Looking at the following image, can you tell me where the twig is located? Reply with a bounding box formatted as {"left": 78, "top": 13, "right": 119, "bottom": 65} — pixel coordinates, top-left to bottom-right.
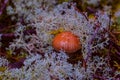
{"left": 108, "top": 30, "right": 118, "bottom": 43}
{"left": 108, "top": 40, "right": 120, "bottom": 54}
{"left": 0, "top": 25, "right": 16, "bottom": 33}
{"left": 74, "top": 5, "right": 89, "bottom": 21}
{"left": 0, "top": 29, "right": 36, "bottom": 42}
{"left": 112, "top": 31, "right": 120, "bottom": 35}
{"left": 87, "top": 7, "right": 96, "bottom": 14}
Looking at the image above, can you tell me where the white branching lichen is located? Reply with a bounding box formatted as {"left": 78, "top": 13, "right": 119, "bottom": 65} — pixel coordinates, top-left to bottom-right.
{"left": 0, "top": 1, "right": 118, "bottom": 80}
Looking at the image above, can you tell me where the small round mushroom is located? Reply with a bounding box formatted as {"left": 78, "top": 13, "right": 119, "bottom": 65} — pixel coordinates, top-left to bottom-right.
{"left": 52, "top": 31, "right": 81, "bottom": 54}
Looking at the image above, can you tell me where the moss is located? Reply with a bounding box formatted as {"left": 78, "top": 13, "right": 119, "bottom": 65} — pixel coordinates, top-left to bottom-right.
{"left": 49, "top": 27, "right": 65, "bottom": 35}
{"left": 58, "top": 0, "right": 70, "bottom": 4}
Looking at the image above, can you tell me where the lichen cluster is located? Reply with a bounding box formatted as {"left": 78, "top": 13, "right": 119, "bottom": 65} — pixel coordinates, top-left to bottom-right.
{"left": 0, "top": 0, "right": 120, "bottom": 80}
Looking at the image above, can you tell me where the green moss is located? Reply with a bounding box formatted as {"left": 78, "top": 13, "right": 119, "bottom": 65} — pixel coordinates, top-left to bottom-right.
{"left": 58, "top": 0, "right": 69, "bottom": 4}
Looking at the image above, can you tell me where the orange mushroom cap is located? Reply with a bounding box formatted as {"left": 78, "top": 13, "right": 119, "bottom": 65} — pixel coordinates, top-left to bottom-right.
{"left": 52, "top": 31, "right": 81, "bottom": 54}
